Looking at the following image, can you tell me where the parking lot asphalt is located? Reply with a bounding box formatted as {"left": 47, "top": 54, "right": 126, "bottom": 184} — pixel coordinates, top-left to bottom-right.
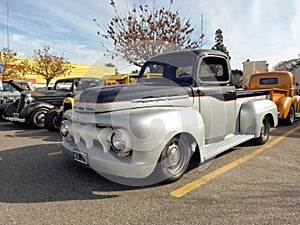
{"left": 0, "top": 120, "right": 299, "bottom": 225}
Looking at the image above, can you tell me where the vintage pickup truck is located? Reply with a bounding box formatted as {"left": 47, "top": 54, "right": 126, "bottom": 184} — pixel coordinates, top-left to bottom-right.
{"left": 248, "top": 71, "right": 300, "bottom": 125}
{"left": 60, "top": 49, "right": 278, "bottom": 185}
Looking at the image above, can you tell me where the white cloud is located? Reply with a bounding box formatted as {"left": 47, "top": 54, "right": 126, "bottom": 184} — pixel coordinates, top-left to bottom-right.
{"left": 0, "top": 0, "right": 299, "bottom": 71}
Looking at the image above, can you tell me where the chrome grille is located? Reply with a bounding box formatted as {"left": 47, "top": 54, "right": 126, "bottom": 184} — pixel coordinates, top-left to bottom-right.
{"left": 17, "top": 94, "right": 26, "bottom": 113}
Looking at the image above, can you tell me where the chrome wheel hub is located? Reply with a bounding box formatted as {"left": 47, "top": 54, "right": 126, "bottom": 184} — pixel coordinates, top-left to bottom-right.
{"left": 167, "top": 143, "right": 180, "bottom": 168}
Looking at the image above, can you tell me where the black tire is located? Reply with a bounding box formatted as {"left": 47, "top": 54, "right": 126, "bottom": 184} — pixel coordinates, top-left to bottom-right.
{"left": 285, "top": 106, "right": 295, "bottom": 125}
{"left": 29, "top": 108, "right": 49, "bottom": 128}
{"left": 158, "top": 135, "right": 192, "bottom": 183}
{"left": 45, "top": 108, "right": 62, "bottom": 132}
{"left": 255, "top": 116, "right": 271, "bottom": 145}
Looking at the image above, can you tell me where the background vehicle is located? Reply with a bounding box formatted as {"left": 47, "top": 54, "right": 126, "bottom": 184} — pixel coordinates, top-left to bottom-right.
{"left": 0, "top": 80, "right": 32, "bottom": 104}
{"left": 248, "top": 71, "right": 300, "bottom": 125}
{"left": 0, "top": 80, "right": 33, "bottom": 117}
{"left": 102, "top": 73, "right": 139, "bottom": 85}
{"left": 45, "top": 78, "right": 103, "bottom": 131}
{"left": 3, "top": 77, "right": 102, "bottom": 128}
{"left": 61, "top": 49, "right": 278, "bottom": 184}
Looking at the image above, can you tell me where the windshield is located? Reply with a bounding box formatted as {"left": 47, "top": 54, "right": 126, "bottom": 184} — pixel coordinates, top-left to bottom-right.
{"left": 55, "top": 81, "right": 74, "bottom": 91}
{"left": 138, "top": 52, "right": 196, "bottom": 85}
{"left": 76, "top": 80, "right": 102, "bottom": 91}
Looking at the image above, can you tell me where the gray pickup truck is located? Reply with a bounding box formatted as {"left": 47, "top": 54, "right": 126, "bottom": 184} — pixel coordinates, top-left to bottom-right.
{"left": 60, "top": 49, "right": 278, "bottom": 185}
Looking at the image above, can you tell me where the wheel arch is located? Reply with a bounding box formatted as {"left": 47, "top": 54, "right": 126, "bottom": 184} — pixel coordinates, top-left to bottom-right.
{"left": 162, "top": 131, "right": 203, "bottom": 165}
{"left": 240, "top": 99, "right": 278, "bottom": 137}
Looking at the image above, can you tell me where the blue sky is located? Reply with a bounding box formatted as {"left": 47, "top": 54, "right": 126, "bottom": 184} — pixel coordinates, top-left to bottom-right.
{"left": 0, "top": 0, "right": 299, "bottom": 71}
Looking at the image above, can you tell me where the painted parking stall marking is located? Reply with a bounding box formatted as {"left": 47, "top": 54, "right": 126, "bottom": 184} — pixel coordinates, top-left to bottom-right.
{"left": 47, "top": 151, "right": 63, "bottom": 156}
{"left": 170, "top": 124, "right": 300, "bottom": 198}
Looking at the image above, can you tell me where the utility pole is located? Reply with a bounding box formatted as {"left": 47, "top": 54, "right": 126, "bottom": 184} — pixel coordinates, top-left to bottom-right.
{"left": 6, "top": 1, "right": 10, "bottom": 49}
{"left": 200, "top": 13, "right": 205, "bottom": 48}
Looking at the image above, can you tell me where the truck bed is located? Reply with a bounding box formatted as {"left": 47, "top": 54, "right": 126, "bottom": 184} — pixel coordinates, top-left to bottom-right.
{"left": 236, "top": 89, "right": 271, "bottom": 98}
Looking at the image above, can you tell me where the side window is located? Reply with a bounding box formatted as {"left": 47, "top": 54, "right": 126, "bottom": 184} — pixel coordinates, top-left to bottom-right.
{"left": 198, "top": 57, "right": 229, "bottom": 82}
{"left": 143, "top": 64, "right": 164, "bottom": 78}
{"left": 175, "top": 66, "right": 193, "bottom": 78}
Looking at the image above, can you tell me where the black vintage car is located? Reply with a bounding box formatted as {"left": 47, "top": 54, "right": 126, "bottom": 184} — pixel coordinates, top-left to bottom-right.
{"left": 45, "top": 77, "right": 103, "bottom": 131}
{"left": 3, "top": 77, "right": 103, "bottom": 128}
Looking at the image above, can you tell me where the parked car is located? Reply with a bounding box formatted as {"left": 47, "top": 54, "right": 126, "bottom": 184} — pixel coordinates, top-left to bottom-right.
{"left": 0, "top": 80, "right": 32, "bottom": 104}
{"left": 45, "top": 78, "right": 103, "bottom": 131}
{"left": 3, "top": 77, "right": 102, "bottom": 128}
{"left": 0, "top": 80, "right": 33, "bottom": 117}
{"left": 60, "top": 49, "right": 278, "bottom": 184}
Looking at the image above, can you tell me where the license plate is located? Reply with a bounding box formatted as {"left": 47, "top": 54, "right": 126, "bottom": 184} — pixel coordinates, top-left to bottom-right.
{"left": 73, "top": 150, "right": 88, "bottom": 165}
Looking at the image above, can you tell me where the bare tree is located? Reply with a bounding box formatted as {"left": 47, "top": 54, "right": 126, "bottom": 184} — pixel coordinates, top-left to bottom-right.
{"left": 273, "top": 55, "right": 300, "bottom": 72}
{"left": 94, "top": 0, "right": 203, "bottom": 67}
{"left": 31, "top": 46, "right": 73, "bottom": 89}
{"left": 0, "top": 48, "right": 28, "bottom": 81}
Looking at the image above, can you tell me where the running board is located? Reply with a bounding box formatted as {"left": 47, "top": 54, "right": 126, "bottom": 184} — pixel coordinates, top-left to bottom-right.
{"left": 204, "top": 134, "right": 255, "bottom": 160}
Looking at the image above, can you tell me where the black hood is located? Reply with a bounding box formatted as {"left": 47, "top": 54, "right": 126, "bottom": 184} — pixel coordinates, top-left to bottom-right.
{"left": 77, "top": 79, "right": 194, "bottom": 104}
{"left": 28, "top": 90, "right": 72, "bottom": 98}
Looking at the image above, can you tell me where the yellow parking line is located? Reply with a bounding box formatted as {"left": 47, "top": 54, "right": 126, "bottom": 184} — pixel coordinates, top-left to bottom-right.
{"left": 47, "top": 151, "right": 63, "bottom": 156}
{"left": 170, "top": 124, "right": 300, "bottom": 198}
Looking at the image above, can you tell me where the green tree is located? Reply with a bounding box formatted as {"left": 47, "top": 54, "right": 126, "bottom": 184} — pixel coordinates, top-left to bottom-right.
{"left": 212, "top": 29, "right": 231, "bottom": 60}
{"left": 95, "top": 0, "right": 203, "bottom": 67}
{"left": 0, "top": 48, "right": 28, "bottom": 81}
{"left": 232, "top": 69, "right": 247, "bottom": 88}
{"left": 30, "top": 46, "right": 73, "bottom": 89}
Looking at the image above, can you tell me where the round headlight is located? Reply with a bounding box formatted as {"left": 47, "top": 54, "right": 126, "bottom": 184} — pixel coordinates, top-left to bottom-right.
{"left": 25, "top": 94, "right": 34, "bottom": 104}
{"left": 111, "top": 130, "right": 131, "bottom": 153}
{"left": 60, "top": 120, "right": 69, "bottom": 137}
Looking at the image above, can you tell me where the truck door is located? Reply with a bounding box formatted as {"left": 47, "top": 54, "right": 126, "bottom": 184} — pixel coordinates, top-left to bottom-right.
{"left": 196, "top": 56, "right": 236, "bottom": 143}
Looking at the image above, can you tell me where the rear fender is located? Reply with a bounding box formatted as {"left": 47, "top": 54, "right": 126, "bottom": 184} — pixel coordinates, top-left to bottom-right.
{"left": 293, "top": 96, "right": 300, "bottom": 113}
{"left": 63, "top": 97, "right": 74, "bottom": 112}
{"left": 240, "top": 100, "right": 278, "bottom": 137}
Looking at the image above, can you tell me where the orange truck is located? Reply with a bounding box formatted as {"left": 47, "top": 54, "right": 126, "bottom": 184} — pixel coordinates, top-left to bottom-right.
{"left": 249, "top": 71, "right": 300, "bottom": 124}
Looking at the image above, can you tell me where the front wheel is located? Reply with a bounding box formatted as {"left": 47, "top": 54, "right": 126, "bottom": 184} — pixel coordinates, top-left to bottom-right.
{"left": 285, "top": 106, "right": 295, "bottom": 125}
{"left": 158, "top": 135, "right": 192, "bottom": 183}
{"left": 45, "top": 108, "right": 62, "bottom": 132}
{"left": 29, "top": 108, "right": 49, "bottom": 128}
{"left": 255, "top": 116, "right": 271, "bottom": 145}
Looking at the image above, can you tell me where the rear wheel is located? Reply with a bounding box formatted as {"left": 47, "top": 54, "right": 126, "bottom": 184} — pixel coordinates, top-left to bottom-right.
{"left": 29, "top": 108, "right": 49, "bottom": 128}
{"left": 158, "top": 135, "right": 191, "bottom": 183}
{"left": 45, "top": 108, "right": 62, "bottom": 132}
{"left": 255, "top": 116, "right": 270, "bottom": 145}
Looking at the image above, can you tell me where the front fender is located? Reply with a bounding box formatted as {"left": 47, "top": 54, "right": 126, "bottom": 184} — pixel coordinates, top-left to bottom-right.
{"left": 20, "top": 102, "right": 55, "bottom": 118}
{"left": 3, "top": 101, "right": 18, "bottom": 117}
{"left": 277, "top": 97, "right": 293, "bottom": 119}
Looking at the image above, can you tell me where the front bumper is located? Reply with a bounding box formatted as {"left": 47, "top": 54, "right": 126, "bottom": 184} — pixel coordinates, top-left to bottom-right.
{"left": 62, "top": 138, "right": 161, "bottom": 179}
{"left": 4, "top": 113, "right": 26, "bottom": 123}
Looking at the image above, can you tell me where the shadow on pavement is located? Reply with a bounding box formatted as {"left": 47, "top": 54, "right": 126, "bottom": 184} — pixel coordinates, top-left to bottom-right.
{"left": 0, "top": 144, "right": 148, "bottom": 204}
